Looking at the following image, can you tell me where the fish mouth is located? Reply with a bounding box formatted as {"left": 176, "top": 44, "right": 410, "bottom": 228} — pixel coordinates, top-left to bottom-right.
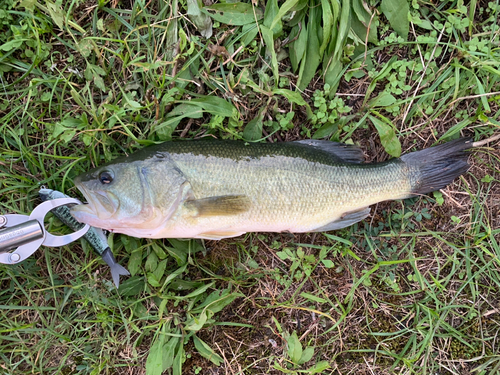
{"left": 70, "top": 184, "right": 118, "bottom": 226}
{"left": 70, "top": 184, "right": 99, "bottom": 224}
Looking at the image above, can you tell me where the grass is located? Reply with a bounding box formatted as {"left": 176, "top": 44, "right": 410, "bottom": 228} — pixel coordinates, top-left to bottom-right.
{"left": 0, "top": 0, "right": 499, "bottom": 374}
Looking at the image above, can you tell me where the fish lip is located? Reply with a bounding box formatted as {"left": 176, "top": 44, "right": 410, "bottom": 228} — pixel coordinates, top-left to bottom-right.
{"left": 75, "top": 184, "right": 94, "bottom": 207}
{"left": 70, "top": 202, "right": 96, "bottom": 216}
{"left": 71, "top": 184, "right": 98, "bottom": 217}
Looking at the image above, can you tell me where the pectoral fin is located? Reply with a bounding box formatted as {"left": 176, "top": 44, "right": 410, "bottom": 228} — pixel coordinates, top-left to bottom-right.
{"left": 312, "top": 207, "right": 371, "bottom": 232}
{"left": 184, "top": 195, "right": 251, "bottom": 217}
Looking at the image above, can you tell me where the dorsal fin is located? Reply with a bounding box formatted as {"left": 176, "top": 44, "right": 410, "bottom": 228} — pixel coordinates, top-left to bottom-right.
{"left": 184, "top": 195, "right": 251, "bottom": 217}
{"left": 293, "top": 140, "right": 365, "bottom": 164}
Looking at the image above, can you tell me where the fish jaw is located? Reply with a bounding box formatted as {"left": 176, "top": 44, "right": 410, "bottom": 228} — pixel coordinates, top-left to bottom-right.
{"left": 70, "top": 202, "right": 102, "bottom": 227}
{"left": 71, "top": 202, "right": 160, "bottom": 236}
{"left": 70, "top": 182, "right": 120, "bottom": 229}
{"left": 70, "top": 194, "right": 119, "bottom": 229}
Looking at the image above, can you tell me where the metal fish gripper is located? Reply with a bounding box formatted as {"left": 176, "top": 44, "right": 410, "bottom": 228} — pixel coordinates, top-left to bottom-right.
{"left": 0, "top": 198, "right": 90, "bottom": 264}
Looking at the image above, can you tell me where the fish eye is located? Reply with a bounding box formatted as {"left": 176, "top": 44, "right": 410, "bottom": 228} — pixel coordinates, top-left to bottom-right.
{"left": 98, "top": 171, "right": 114, "bottom": 184}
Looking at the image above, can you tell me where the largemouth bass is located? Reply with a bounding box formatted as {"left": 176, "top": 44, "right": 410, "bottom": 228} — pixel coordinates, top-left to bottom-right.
{"left": 70, "top": 139, "right": 471, "bottom": 240}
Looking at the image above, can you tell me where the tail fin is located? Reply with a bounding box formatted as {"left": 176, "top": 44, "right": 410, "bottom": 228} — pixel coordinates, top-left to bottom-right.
{"left": 101, "top": 248, "right": 130, "bottom": 288}
{"left": 401, "top": 138, "right": 472, "bottom": 195}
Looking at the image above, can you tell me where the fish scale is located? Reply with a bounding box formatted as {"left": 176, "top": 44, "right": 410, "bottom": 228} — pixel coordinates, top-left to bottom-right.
{"left": 70, "top": 139, "right": 471, "bottom": 240}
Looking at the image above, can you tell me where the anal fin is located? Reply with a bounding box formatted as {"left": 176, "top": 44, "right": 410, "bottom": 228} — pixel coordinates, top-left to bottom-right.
{"left": 197, "top": 231, "right": 246, "bottom": 240}
{"left": 312, "top": 207, "right": 371, "bottom": 232}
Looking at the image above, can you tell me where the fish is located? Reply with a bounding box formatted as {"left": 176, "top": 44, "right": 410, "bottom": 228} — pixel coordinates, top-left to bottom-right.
{"left": 39, "top": 188, "right": 130, "bottom": 287}
{"left": 70, "top": 138, "right": 472, "bottom": 240}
